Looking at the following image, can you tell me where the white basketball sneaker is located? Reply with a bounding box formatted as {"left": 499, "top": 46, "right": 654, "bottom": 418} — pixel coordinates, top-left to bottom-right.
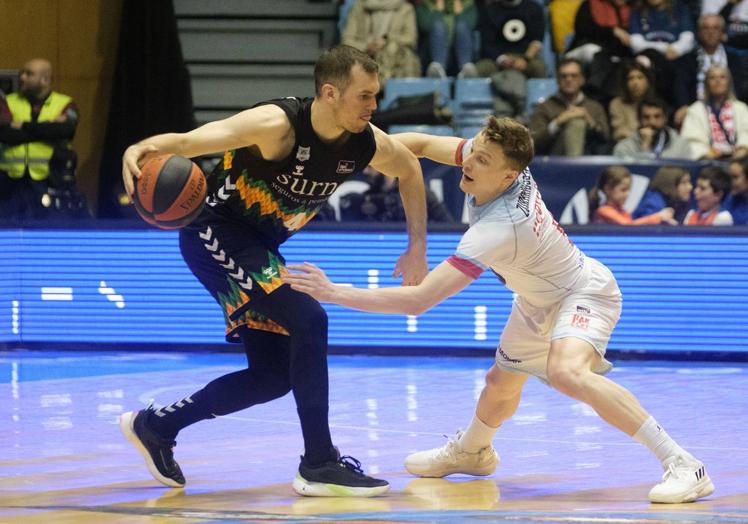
{"left": 404, "top": 431, "right": 499, "bottom": 478}
{"left": 648, "top": 456, "right": 715, "bottom": 503}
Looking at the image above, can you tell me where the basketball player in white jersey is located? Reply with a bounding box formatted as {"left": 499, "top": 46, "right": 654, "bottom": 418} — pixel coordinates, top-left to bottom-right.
{"left": 284, "top": 116, "right": 714, "bottom": 504}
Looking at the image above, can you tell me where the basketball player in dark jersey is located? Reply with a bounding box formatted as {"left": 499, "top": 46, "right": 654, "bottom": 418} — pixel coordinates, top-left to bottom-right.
{"left": 118, "top": 46, "right": 428, "bottom": 497}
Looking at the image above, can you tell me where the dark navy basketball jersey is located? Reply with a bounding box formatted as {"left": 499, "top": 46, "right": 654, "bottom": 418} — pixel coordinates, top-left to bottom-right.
{"left": 202, "top": 97, "right": 376, "bottom": 246}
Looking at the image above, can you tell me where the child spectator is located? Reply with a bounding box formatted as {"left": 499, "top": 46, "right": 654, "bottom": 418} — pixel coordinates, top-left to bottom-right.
{"left": 634, "top": 165, "right": 693, "bottom": 222}
{"left": 589, "top": 165, "right": 677, "bottom": 224}
{"left": 684, "top": 166, "right": 734, "bottom": 224}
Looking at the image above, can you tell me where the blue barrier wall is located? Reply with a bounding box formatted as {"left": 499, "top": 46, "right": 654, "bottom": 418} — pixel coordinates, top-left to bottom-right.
{"left": 1, "top": 227, "right": 746, "bottom": 355}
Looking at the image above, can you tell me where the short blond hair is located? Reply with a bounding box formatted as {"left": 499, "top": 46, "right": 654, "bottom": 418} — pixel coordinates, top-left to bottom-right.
{"left": 481, "top": 116, "right": 534, "bottom": 171}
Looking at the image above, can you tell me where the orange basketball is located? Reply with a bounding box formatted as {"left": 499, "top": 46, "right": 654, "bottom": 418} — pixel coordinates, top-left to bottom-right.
{"left": 133, "top": 154, "right": 207, "bottom": 229}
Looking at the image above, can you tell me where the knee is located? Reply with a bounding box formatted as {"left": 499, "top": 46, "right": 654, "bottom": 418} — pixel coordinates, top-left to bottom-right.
{"left": 561, "top": 117, "right": 587, "bottom": 135}
{"left": 546, "top": 363, "right": 587, "bottom": 397}
{"left": 484, "top": 366, "right": 521, "bottom": 400}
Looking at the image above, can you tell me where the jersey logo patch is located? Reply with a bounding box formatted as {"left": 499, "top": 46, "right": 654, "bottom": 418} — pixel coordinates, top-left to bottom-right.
{"left": 570, "top": 313, "right": 590, "bottom": 330}
{"left": 336, "top": 160, "right": 355, "bottom": 174}
{"left": 296, "top": 146, "right": 310, "bottom": 162}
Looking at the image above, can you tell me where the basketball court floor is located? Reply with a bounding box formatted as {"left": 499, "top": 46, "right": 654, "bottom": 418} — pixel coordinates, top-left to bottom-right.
{"left": 1, "top": 350, "right": 747, "bottom": 523}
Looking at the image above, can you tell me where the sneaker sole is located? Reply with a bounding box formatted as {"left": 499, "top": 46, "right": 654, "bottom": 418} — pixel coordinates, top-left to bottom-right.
{"left": 404, "top": 460, "right": 498, "bottom": 478}
{"left": 292, "top": 474, "right": 390, "bottom": 497}
{"left": 649, "top": 475, "right": 715, "bottom": 504}
{"left": 119, "top": 411, "right": 185, "bottom": 488}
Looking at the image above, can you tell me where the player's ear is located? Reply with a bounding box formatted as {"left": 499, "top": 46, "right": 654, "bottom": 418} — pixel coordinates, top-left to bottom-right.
{"left": 320, "top": 83, "right": 338, "bottom": 103}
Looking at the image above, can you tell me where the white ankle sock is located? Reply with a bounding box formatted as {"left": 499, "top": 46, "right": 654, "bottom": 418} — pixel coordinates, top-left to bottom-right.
{"left": 458, "top": 413, "right": 499, "bottom": 453}
{"left": 632, "top": 416, "right": 691, "bottom": 464}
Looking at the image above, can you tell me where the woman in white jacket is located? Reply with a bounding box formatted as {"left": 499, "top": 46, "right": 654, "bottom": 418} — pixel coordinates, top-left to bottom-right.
{"left": 680, "top": 64, "right": 748, "bottom": 160}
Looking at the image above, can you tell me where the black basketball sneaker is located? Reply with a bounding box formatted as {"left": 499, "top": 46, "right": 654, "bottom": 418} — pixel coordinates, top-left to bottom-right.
{"left": 293, "top": 448, "right": 390, "bottom": 497}
{"left": 119, "top": 406, "right": 185, "bottom": 488}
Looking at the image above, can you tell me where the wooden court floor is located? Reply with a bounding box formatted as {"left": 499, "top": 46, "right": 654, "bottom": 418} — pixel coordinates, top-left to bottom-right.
{"left": 1, "top": 351, "right": 746, "bottom": 523}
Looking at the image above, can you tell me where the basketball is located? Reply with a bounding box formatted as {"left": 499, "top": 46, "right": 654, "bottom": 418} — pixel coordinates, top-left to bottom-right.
{"left": 133, "top": 154, "right": 207, "bottom": 229}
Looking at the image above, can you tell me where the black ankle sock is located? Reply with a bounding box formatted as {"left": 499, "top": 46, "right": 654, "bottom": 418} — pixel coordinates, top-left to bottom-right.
{"left": 297, "top": 406, "right": 335, "bottom": 466}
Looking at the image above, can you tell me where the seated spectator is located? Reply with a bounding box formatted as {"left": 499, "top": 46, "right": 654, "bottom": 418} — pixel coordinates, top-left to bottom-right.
{"left": 680, "top": 64, "right": 748, "bottom": 160}
{"left": 0, "top": 58, "right": 82, "bottom": 220}
{"left": 567, "top": 0, "right": 633, "bottom": 64}
{"left": 673, "top": 14, "right": 748, "bottom": 127}
{"left": 609, "top": 61, "right": 656, "bottom": 141}
{"left": 528, "top": 58, "right": 611, "bottom": 155}
{"left": 341, "top": 0, "right": 421, "bottom": 84}
{"left": 613, "top": 97, "right": 691, "bottom": 159}
{"left": 629, "top": 0, "right": 695, "bottom": 99}
{"left": 340, "top": 167, "right": 454, "bottom": 222}
{"left": 589, "top": 165, "right": 676, "bottom": 224}
{"left": 724, "top": 156, "right": 748, "bottom": 224}
{"left": 633, "top": 165, "right": 693, "bottom": 222}
{"left": 566, "top": 0, "right": 633, "bottom": 104}
{"left": 475, "top": 0, "right": 546, "bottom": 117}
{"left": 684, "top": 166, "right": 734, "bottom": 224}
{"left": 702, "top": 0, "right": 748, "bottom": 50}
{"left": 417, "top": 0, "right": 478, "bottom": 79}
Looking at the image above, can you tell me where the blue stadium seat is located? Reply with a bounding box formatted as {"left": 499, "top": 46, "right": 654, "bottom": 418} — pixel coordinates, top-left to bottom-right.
{"left": 453, "top": 78, "right": 493, "bottom": 128}
{"left": 525, "top": 78, "right": 557, "bottom": 114}
{"left": 381, "top": 77, "right": 452, "bottom": 110}
{"left": 388, "top": 124, "right": 454, "bottom": 136}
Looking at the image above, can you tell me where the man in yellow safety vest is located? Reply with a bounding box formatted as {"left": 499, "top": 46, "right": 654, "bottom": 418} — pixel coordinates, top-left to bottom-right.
{"left": 0, "top": 58, "right": 79, "bottom": 220}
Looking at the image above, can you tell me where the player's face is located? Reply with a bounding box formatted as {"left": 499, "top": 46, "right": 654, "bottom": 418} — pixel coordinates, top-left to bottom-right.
{"left": 335, "top": 64, "right": 379, "bottom": 133}
{"left": 729, "top": 162, "right": 748, "bottom": 195}
{"left": 460, "top": 132, "right": 519, "bottom": 205}
{"left": 676, "top": 174, "right": 693, "bottom": 202}
{"left": 694, "top": 178, "right": 721, "bottom": 211}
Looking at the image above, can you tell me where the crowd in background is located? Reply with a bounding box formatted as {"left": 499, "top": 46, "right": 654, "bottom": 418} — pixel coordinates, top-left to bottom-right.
{"left": 2, "top": 0, "right": 748, "bottom": 224}
{"left": 336, "top": 0, "right": 748, "bottom": 224}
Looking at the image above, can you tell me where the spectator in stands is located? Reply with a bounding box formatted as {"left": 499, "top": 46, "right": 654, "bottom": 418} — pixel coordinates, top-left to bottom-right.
{"left": 474, "top": 0, "right": 546, "bottom": 117}
{"left": 341, "top": 0, "right": 421, "bottom": 84}
{"left": 633, "top": 165, "right": 693, "bottom": 223}
{"left": 629, "top": 0, "right": 695, "bottom": 99}
{"left": 341, "top": 166, "right": 454, "bottom": 222}
{"left": 0, "top": 58, "right": 81, "bottom": 220}
{"left": 703, "top": 0, "right": 748, "bottom": 50}
{"left": 589, "top": 165, "right": 677, "bottom": 224}
{"left": 673, "top": 14, "right": 748, "bottom": 127}
{"left": 417, "top": 0, "right": 479, "bottom": 79}
{"left": 528, "top": 58, "right": 610, "bottom": 155}
{"left": 613, "top": 97, "right": 691, "bottom": 159}
{"left": 609, "top": 61, "right": 656, "bottom": 142}
{"left": 565, "top": 0, "right": 633, "bottom": 104}
{"left": 684, "top": 166, "right": 734, "bottom": 224}
{"left": 725, "top": 156, "right": 748, "bottom": 224}
{"left": 680, "top": 64, "right": 748, "bottom": 160}
{"left": 567, "top": 0, "right": 633, "bottom": 64}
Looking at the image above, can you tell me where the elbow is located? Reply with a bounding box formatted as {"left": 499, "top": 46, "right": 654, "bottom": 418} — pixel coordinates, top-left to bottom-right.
{"left": 404, "top": 303, "right": 429, "bottom": 317}
{"left": 403, "top": 294, "right": 434, "bottom": 316}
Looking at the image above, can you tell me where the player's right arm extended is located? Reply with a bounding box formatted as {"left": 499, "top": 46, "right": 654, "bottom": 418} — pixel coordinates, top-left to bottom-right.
{"left": 392, "top": 133, "right": 465, "bottom": 166}
{"left": 285, "top": 260, "right": 473, "bottom": 316}
{"left": 122, "top": 105, "right": 289, "bottom": 196}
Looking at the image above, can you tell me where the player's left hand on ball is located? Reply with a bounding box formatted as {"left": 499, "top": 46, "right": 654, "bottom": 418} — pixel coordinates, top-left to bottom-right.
{"left": 285, "top": 263, "right": 336, "bottom": 302}
{"left": 393, "top": 249, "right": 428, "bottom": 286}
